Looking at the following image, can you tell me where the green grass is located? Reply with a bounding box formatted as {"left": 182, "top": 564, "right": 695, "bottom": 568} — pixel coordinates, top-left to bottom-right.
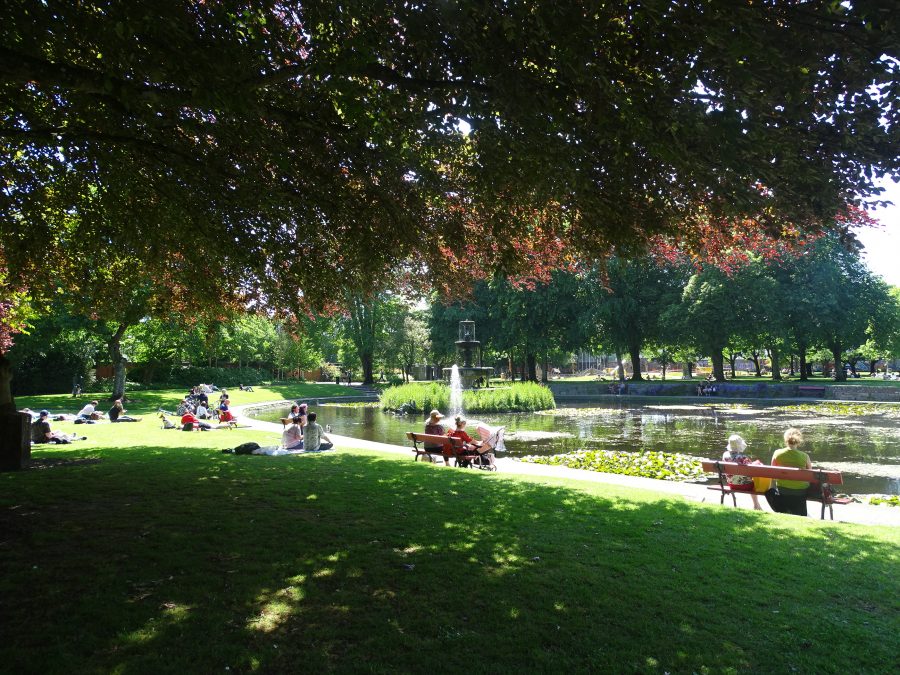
{"left": 15, "top": 382, "right": 357, "bottom": 417}
{"left": 381, "top": 381, "right": 555, "bottom": 413}
{"left": 1, "top": 417, "right": 897, "bottom": 673}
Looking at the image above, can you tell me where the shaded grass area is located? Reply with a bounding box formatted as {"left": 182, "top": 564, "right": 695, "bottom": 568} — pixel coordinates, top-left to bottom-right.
{"left": 15, "top": 383, "right": 356, "bottom": 417}
{"left": 2, "top": 427, "right": 897, "bottom": 674}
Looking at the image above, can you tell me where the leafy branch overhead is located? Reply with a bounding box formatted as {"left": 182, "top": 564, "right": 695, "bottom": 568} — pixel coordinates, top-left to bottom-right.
{"left": 1, "top": 1, "right": 898, "bottom": 310}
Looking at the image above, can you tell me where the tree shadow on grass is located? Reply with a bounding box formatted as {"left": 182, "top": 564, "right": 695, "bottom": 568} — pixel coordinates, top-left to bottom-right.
{"left": 1, "top": 448, "right": 897, "bottom": 674}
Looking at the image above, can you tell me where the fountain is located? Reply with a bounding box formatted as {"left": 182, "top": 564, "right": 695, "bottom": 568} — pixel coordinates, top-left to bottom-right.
{"left": 443, "top": 320, "right": 494, "bottom": 391}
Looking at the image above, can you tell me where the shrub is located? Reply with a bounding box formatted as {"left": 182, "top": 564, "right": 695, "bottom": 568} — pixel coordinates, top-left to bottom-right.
{"left": 380, "top": 381, "right": 555, "bottom": 414}
{"left": 380, "top": 382, "right": 449, "bottom": 414}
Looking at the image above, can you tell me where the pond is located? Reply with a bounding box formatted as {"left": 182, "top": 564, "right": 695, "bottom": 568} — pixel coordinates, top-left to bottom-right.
{"left": 250, "top": 401, "right": 900, "bottom": 495}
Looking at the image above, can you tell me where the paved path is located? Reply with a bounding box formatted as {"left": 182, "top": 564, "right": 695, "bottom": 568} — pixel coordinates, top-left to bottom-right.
{"left": 234, "top": 402, "right": 899, "bottom": 528}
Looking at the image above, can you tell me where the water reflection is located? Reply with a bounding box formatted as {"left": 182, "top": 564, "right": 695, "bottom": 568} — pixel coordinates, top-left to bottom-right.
{"left": 250, "top": 402, "right": 900, "bottom": 494}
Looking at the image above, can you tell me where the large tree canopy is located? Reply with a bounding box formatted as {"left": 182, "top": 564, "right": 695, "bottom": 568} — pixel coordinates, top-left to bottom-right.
{"left": 2, "top": 1, "right": 898, "bottom": 310}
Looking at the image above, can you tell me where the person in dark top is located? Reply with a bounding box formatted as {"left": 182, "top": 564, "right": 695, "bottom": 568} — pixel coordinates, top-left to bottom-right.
{"left": 424, "top": 409, "right": 451, "bottom": 466}
{"left": 108, "top": 399, "right": 140, "bottom": 422}
{"left": 31, "top": 410, "right": 73, "bottom": 444}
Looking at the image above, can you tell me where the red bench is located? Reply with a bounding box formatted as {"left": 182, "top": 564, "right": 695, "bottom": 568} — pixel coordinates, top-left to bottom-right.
{"left": 701, "top": 460, "right": 851, "bottom": 520}
{"left": 406, "top": 432, "right": 477, "bottom": 467}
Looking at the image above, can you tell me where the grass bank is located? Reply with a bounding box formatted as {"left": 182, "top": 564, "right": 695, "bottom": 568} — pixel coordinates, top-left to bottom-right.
{"left": 381, "top": 381, "right": 555, "bottom": 414}
{"left": 1, "top": 420, "right": 897, "bottom": 673}
{"left": 15, "top": 382, "right": 356, "bottom": 417}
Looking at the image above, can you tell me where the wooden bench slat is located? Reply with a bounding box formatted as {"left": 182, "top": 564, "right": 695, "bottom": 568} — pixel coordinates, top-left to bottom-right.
{"left": 700, "top": 461, "right": 843, "bottom": 485}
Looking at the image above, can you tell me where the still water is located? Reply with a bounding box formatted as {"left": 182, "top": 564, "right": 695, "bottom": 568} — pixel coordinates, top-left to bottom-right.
{"left": 251, "top": 401, "right": 900, "bottom": 495}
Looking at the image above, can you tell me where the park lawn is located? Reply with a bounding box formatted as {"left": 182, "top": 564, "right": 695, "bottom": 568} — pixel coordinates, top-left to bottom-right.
{"left": 14, "top": 382, "right": 358, "bottom": 417}
{"left": 1, "top": 419, "right": 898, "bottom": 674}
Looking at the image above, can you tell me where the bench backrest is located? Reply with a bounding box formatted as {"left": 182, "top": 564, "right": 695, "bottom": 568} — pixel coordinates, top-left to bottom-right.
{"left": 406, "top": 432, "right": 465, "bottom": 448}
{"left": 701, "top": 460, "right": 843, "bottom": 485}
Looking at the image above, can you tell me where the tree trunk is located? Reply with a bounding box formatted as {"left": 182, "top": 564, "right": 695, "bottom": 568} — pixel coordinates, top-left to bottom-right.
{"left": 526, "top": 353, "right": 538, "bottom": 382}
{"left": 661, "top": 359, "right": 667, "bottom": 381}
{"left": 751, "top": 351, "right": 761, "bottom": 377}
{"left": 681, "top": 361, "right": 693, "bottom": 379}
{"left": 769, "top": 346, "right": 782, "bottom": 381}
{"left": 0, "top": 351, "right": 31, "bottom": 471}
{"left": 360, "top": 352, "right": 374, "bottom": 385}
{"left": 108, "top": 323, "right": 129, "bottom": 401}
{"left": 541, "top": 356, "right": 549, "bottom": 384}
{"left": 831, "top": 344, "right": 847, "bottom": 381}
{"left": 711, "top": 349, "right": 726, "bottom": 382}
{"left": 797, "top": 343, "right": 809, "bottom": 381}
{"left": 727, "top": 353, "right": 737, "bottom": 379}
{"left": 628, "top": 344, "right": 643, "bottom": 381}
{"left": 869, "top": 359, "right": 878, "bottom": 376}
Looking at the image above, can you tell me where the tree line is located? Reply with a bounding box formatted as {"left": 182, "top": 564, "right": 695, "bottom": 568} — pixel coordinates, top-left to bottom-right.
{"left": 429, "top": 234, "right": 900, "bottom": 383}
{"left": 10, "top": 232, "right": 897, "bottom": 394}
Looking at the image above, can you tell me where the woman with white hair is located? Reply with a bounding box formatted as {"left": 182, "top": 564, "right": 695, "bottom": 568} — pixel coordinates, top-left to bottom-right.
{"left": 722, "top": 434, "right": 763, "bottom": 510}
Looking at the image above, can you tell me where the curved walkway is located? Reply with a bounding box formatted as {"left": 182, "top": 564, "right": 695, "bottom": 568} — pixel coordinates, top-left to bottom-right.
{"left": 234, "top": 401, "right": 899, "bottom": 528}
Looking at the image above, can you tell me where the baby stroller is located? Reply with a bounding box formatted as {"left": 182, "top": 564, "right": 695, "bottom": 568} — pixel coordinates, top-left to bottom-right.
{"left": 464, "top": 422, "right": 503, "bottom": 471}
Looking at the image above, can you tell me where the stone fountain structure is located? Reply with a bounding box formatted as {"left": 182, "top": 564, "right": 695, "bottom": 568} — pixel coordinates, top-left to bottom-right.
{"left": 443, "top": 320, "right": 493, "bottom": 390}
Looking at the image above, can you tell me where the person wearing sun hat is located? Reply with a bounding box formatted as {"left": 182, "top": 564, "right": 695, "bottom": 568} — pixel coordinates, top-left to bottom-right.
{"left": 722, "top": 433, "right": 764, "bottom": 510}
{"left": 424, "top": 409, "right": 451, "bottom": 465}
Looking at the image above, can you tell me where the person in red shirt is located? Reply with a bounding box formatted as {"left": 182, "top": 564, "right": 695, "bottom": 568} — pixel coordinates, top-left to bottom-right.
{"left": 447, "top": 416, "right": 482, "bottom": 453}
{"left": 181, "top": 411, "right": 212, "bottom": 431}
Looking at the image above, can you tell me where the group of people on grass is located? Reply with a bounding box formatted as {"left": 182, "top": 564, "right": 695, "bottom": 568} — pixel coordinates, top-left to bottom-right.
{"left": 25, "top": 398, "right": 139, "bottom": 444}
{"left": 224, "top": 401, "right": 333, "bottom": 455}
{"left": 281, "top": 402, "right": 333, "bottom": 452}
{"left": 722, "top": 428, "right": 815, "bottom": 516}
{"left": 176, "top": 386, "right": 235, "bottom": 427}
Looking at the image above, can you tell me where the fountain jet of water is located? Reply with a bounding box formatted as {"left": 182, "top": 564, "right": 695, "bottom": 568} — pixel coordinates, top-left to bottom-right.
{"left": 449, "top": 364, "right": 463, "bottom": 416}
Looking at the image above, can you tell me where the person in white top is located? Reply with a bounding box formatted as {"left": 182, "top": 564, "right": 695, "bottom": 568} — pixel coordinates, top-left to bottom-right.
{"left": 196, "top": 402, "right": 209, "bottom": 419}
{"left": 281, "top": 420, "right": 304, "bottom": 450}
{"left": 77, "top": 400, "right": 99, "bottom": 419}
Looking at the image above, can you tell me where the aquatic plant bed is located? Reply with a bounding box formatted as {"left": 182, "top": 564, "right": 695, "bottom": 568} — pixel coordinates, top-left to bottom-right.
{"left": 380, "top": 381, "right": 555, "bottom": 414}
{"left": 519, "top": 449, "right": 707, "bottom": 482}
{"left": 869, "top": 495, "right": 900, "bottom": 507}
{"left": 775, "top": 402, "right": 900, "bottom": 417}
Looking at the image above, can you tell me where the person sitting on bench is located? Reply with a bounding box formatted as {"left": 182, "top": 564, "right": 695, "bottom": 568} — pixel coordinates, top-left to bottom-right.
{"left": 765, "top": 428, "right": 812, "bottom": 517}
{"left": 722, "top": 434, "right": 763, "bottom": 511}
{"left": 447, "top": 415, "right": 481, "bottom": 454}
{"left": 424, "top": 409, "right": 451, "bottom": 466}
